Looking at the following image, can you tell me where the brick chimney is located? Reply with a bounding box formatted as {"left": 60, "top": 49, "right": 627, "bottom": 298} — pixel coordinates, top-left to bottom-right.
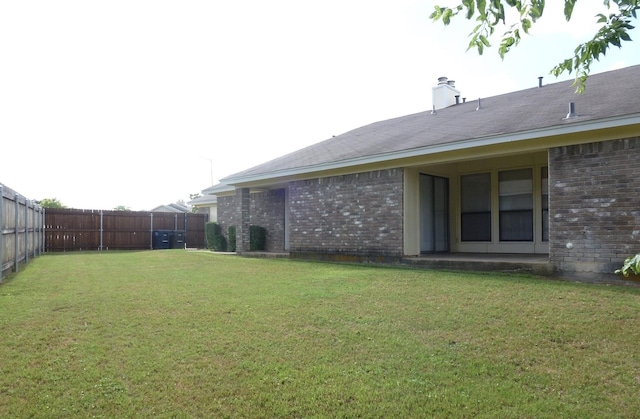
{"left": 432, "top": 77, "right": 461, "bottom": 110}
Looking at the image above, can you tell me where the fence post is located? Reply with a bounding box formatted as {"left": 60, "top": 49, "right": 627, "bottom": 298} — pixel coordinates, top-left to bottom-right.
{"left": 39, "top": 207, "right": 44, "bottom": 255}
{"left": 184, "top": 212, "right": 188, "bottom": 248}
{"left": 99, "top": 210, "right": 104, "bottom": 251}
{"left": 14, "top": 194, "right": 19, "bottom": 272}
{"left": 149, "top": 212, "right": 153, "bottom": 250}
{"left": 24, "top": 200, "right": 29, "bottom": 264}
{"left": 29, "top": 202, "right": 34, "bottom": 259}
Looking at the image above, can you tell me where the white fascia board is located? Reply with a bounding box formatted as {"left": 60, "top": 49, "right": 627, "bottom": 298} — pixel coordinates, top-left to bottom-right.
{"left": 221, "top": 113, "right": 640, "bottom": 186}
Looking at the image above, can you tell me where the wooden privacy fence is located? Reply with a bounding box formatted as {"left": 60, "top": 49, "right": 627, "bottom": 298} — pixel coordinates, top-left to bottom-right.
{"left": 45, "top": 209, "right": 207, "bottom": 252}
{"left": 0, "top": 184, "right": 45, "bottom": 282}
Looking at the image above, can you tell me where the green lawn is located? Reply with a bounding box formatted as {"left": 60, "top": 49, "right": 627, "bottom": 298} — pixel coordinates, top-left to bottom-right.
{"left": 1, "top": 251, "right": 639, "bottom": 418}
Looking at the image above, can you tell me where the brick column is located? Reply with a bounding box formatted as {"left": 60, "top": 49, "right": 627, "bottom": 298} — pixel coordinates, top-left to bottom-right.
{"left": 236, "top": 187, "right": 250, "bottom": 254}
{"left": 549, "top": 137, "right": 640, "bottom": 274}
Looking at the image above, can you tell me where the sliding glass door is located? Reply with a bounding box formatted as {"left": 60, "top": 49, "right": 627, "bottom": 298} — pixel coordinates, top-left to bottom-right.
{"left": 420, "top": 174, "right": 449, "bottom": 253}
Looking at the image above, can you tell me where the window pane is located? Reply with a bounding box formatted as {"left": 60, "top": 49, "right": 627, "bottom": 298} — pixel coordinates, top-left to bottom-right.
{"left": 462, "top": 213, "right": 491, "bottom": 241}
{"left": 500, "top": 210, "right": 533, "bottom": 241}
{"left": 499, "top": 169, "right": 533, "bottom": 241}
{"left": 461, "top": 173, "right": 491, "bottom": 241}
{"left": 461, "top": 173, "right": 491, "bottom": 212}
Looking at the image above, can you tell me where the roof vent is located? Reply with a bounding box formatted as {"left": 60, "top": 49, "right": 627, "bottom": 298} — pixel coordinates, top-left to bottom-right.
{"left": 476, "top": 98, "right": 482, "bottom": 111}
{"left": 538, "top": 76, "right": 543, "bottom": 88}
{"left": 564, "top": 102, "right": 577, "bottom": 119}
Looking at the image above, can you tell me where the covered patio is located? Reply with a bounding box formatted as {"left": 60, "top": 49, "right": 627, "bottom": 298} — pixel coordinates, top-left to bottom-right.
{"left": 403, "top": 253, "right": 553, "bottom": 276}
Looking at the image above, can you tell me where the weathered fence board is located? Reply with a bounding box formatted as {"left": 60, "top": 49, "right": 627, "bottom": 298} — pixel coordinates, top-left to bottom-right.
{"left": 44, "top": 209, "right": 207, "bottom": 251}
{"left": 0, "top": 184, "right": 45, "bottom": 282}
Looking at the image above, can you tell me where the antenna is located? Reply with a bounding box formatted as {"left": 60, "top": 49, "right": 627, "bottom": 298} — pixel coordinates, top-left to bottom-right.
{"left": 198, "top": 155, "right": 214, "bottom": 185}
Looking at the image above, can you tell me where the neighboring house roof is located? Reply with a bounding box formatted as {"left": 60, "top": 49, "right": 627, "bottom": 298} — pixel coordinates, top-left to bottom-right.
{"left": 189, "top": 194, "right": 218, "bottom": 206}
{"left": 151, "top": 202, "right": 191, "bottom": 213}
{"left": 221, "top": 65, "right": 640, "bottom": 186}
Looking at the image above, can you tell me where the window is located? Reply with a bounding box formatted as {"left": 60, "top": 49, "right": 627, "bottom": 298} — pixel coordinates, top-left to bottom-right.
{"left": 461, "top": 173, "right": 491, "bottom": 241}
{"left": 499, "top": 169, "right": 533, "bottom": 241}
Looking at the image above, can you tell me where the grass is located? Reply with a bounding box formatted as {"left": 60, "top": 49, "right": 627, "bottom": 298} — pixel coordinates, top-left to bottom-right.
{"left": 1, "top": 251, "right": 640, "bottom": 418}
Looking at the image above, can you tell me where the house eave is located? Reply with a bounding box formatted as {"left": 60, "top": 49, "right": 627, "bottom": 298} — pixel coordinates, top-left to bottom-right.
{"left": 221, "top": 113, "right": 640, "bottom": 187}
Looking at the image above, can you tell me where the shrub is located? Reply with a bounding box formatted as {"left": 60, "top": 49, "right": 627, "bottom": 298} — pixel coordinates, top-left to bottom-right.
{"left": 227, "top": 226, "right": 236, "bottom": 252}
{"left": 615, "top": 254, "right": 640, "bottom": 277}
{"left": 205, "top": 222, "right": 227, "bottom": 251}
{"left": 250, "top": 225, "right": 266, "bottom": 251}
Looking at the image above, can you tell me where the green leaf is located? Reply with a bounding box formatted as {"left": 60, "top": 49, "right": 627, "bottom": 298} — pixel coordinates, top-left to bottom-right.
{"left": 529, "top": 6, "right": 542, "bottom": 20}
{"left": 528, "top": 0, "right": 544, "bottom": 20}
{"left": 443, "top": 8, "right": 453, "bottom": 24}
{"left": 563, "top": 58, "right": 573, "bottom": 72}
{"left": 616, "top": 254, "right": 640, "bottom": 276}
{"left": 564, "top": 0, "right": 577, "bottom": 21}
{"left": 634, "top": 255, "right": 640, "bottom": 275}
{"left": 498, "top": 36, "right": 515, "bottom": 58}
{"left": 467, "top": 34, "right": 479, "bottom": 51}
{"left": 476, "top": 0, "right": 487, "bottom": 18}
{"left": 463, "top": 0, "right": 475, "bottom": 19}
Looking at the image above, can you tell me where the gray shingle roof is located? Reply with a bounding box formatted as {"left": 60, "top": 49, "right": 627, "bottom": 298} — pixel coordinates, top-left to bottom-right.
{"left": 202, "top": 183, "right": 234, "bottom": 195}
{"left": 222, "top": 65, "right": 640, "bottom": 184}
{"left": 188, "top": 194, "right": 217, "bottom": 206}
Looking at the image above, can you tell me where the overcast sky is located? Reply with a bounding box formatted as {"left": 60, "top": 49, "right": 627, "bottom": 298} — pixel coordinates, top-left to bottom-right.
{"left": 1, "top": 1, "right": 638, "bottom": 211}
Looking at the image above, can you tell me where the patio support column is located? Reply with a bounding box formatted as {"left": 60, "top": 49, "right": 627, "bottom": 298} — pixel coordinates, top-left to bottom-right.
{"left": 236, "top": 187, "right": 250, "bottom": 254}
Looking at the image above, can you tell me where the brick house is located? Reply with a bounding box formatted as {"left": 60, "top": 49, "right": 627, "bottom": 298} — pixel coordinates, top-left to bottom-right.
{"left": 213, "top": 65, "right": 640, "bottom": 275}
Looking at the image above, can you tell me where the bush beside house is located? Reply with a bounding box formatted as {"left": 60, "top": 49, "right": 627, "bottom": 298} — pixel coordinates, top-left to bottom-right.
{"left": 227, "top": 226, "right": 236, "bottom": 252}
{"left": 206, "top": 222, "right": 227, "bottom": 251}
{"left": 250, "top": 226, "right": 266, "bottom": 251}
